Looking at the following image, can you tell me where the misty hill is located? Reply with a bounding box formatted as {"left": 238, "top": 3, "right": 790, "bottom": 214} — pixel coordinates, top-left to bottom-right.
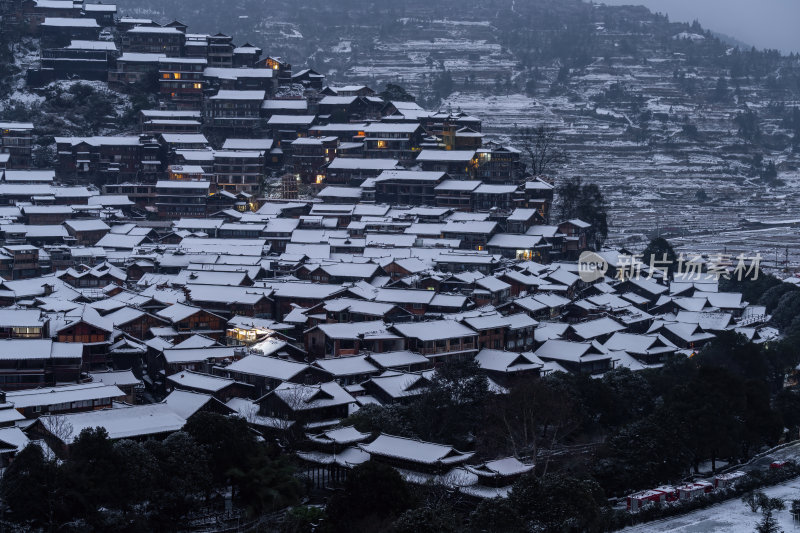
{"left": 5, "top": 0, "right": 800, "bottom": 256}
{"left": 108, "top": 0, "right": 800, "bottom": 102}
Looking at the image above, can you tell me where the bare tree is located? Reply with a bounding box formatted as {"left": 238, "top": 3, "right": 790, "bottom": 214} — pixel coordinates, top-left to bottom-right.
{"left": 269, "top": 384, "right": 316, "bottom": 447}
{"left": 518, "top": 126, "right": 567, "bottom": 177}
{"left": 43, "top": 413, "right": 74, "bottom": 450}
{"left": 489, "top": 377, "right": 581, "bottom": 473}
{"left": 237, "top": 401, "right": 261, "bottom": 426}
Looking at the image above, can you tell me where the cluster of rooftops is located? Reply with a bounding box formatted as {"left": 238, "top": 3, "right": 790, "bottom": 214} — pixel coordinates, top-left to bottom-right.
{"left": 0, "top": 1, "right": 792, "bottom": 497}
{"left": 0, "top": 193, "right": 781, "bottom": 494}
{"left": 5, "top": 4, "right": 537, "bottom": 207}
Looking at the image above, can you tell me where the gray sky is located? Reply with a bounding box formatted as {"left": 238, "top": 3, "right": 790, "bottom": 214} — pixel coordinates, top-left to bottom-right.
{"left": 600, "top": 0, "right": 800, "bottom": 53}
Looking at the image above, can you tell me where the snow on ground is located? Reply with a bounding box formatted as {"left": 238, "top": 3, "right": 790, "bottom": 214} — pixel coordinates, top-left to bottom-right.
{"left": 331, "top": 40, "right": 352, "bottom": 54}
{"left": 0, "top": 90, "right": 45, "bottom": 110}
{"left": 623, "top": 477, "right": 800, "bottom": 532}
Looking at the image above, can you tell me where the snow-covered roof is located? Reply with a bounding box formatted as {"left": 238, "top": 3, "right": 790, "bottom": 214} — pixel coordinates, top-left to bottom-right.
{"left": 160, "top": 133, "right": 209, "bottom": 144}
{"left": 129, "top": 26, "right": 183, "bottom": 34}
{"left": 262, "top": 99, "right": 307, "bottom": 110}
{"left": 5, "top": 382, "right": 124, "bottom": 408}
{"left": 319, "top": 95, "right": 359, "bottom": 105}
{"left": 0, "top": 426, "right": 29, "bottom": 452}
{"left": 205, "top": 67, "right": 273, "bottom": 79}
{"left": 375, "top": 170, "right": 445, "bottom": 182}
{"left": 416, "top": 150, "right": 476, "bottom": 162}
{"left": 118, "top": 52, "right": 166, "bottom": 62}
{"left": 465, "top": 456, "right": 534, "bottom": 478}
{"left": 569, "top": 317, "right": 626, "bottom": 340}
{"left": 67, "top": 40, "right": 117, "bottom": 51}
{"left": 39, "top": 404, "right": 186, "bottom": 444}
{"left": 363, "top": 123, "right": 421, "bottom": 134}
{"left": 64, "top": 219, "right": 110, "bottom": 233}
{"left": 316, "top": 320, "right": 399, "bottom": 341}
{"left": 82, "top": 3, "right": 117, "bottom": 12}
{"left": 603, "top": 332, "right": 677, "bottom": 355}
{"left": 0, "top": 339, "right": 82, "bottom": 360}
{"left": 367, "top": 350, "right": 429, "bottom": 369}
{"left": 0, "top": 309, "right": 44, "bottom": 328}
{"left": 89, "top": 369, "right": 141, "bottom": 387}
{"left": 166, "top": 370, "right": 235, "bottom": 392}
{"left": 221, "top": 138, "right": 273, "bottom": 150}
{"left": 163, "top": 389, "right": 228, "bottom": 419}
{"left": 162, "top": 346, "right": 234, "bottom": 364}
{"left": 312, "top": 355, "right": 379, "bottom": 377}
{"left": 210, "top": 90, "right": 266, "bottom": 101}
{"left": 267, "top": 115, "right": 316, "bottom": 125}
{"left": 434, "top": 180, "right": 481, "bottom": 192}
{"left": 535, "top": 339, "right": 610, "bottom": 363}
{"left": 475, "top": 349, "right": 543, "bottom": 373}
{"left": 307, "top": 425, "right": 370, "bottom": 445}
{"left": 42, "top": 17, "right": 99, "bottom": 27}
{"left": 225, "top": 355, "right": 308, "bottom": 380}
{"left": 393, "top": 320, "right": 476, "bottom": 342}
{"left": 360, "top": 433, "right": 474, "bottom": 465}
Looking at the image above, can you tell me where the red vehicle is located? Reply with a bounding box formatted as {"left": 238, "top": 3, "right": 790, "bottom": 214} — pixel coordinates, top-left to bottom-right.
{"left": 627, "top": 489, "right": 667, "bottom": 511}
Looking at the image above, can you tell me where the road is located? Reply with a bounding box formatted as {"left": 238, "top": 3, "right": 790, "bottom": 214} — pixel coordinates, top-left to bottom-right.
{"left": 622, "top": 442, "right": 800, "bottom": 532}
{"left": 623, "top": 477, "right": 800, "bottom": 532}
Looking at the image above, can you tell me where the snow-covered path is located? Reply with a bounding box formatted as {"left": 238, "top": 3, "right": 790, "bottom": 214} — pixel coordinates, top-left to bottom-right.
{"left": 623, "top": 478, "right": 800, "bottom": 532}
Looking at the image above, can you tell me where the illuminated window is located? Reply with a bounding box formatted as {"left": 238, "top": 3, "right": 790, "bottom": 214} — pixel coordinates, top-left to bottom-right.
{"left": 173, "top": 72, "right": 181, "bottom": 79}
{"left": 162, "top": 73, "right": 169, "bottom": 79}
{"left": 316, "top": 174, "right": 324, "bottom": 184}
{"left": 193, "top": 83, "right": 202, "bottom": 89}
{"left": 377, "top": 140, "right": 388, "bottom": 149}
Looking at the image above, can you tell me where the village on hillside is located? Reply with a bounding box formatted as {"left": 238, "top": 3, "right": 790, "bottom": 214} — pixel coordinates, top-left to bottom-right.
{"left": 1, "top": 1, "right": 800, "bottom": 532}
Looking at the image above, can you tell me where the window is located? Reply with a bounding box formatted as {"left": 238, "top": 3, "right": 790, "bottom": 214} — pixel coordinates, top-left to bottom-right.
{"left": 516, "top": 249, "right": 533, "bottom": 261}
{"left": 193, "top": 83, "right": 202, "bottom": 89}
{"left": 377, "top": 140, "right": 388, "bottom": 149}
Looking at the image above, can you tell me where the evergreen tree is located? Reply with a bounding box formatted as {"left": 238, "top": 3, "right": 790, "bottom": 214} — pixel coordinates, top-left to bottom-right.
{"left": 555, "top": 177, "right": 609, "bottom": 249}
{"left": 0, "top": 444, "right": 66, "bottom": 528}
{"left": 755, "top": 507, "right": 782, "bottom": 533}
{"left": 325, "top": 462, "right": 415, "bottom": 533}
{"left": 641, "top": 237, "right": 678, "bottom": 276}
{"left": 378, "top": 83, "right": 416, "bottom": 102}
